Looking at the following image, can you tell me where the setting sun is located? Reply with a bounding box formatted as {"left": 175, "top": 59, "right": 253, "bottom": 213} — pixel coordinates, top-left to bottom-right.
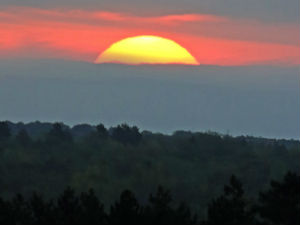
{"left": 95, "top": 35, "right": 199, "bottom": 65}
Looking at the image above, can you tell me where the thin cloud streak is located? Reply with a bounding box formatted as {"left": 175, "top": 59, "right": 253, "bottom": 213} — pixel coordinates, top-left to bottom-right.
{"left": 0, "top": 7, "right": 226, "bottom": 24}
{"left": 1, "top": 7, "right": 298, "bottom": 44}
{"left": 0, "top": 7, "right": 299, "bottom": 66}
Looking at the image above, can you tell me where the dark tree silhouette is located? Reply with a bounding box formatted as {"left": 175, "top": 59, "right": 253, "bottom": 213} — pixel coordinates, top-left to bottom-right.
{"left": 56, "top": 187, "right": 81, "bottom": 225}
{"left": 146, "top": 186, "right": 175, "bottom": 225}
{"left": 109, "top": 189, "right": 142, "bottom": 225}
{"left": 0, "top": 176, "right": 299, "bottom": 225}
{"left": 16, "top": 129, "right": 32, "bottom": 147}
{"left": 257, "top": 171, "right": 300, "bottom": 225}
{"left": 47, "top": 123, "right": 73, "bottom": 143}
{"left": 79, "top": 189, "right": 107, "bottom": 225}
{"left": 0, "top": 197, "right": 14, "bottom": 225}
{"left": 206, "top": 175, "right": 255, "bottom": 225}
{"left": 111, "top": 124, "right": 142, "bottom": 145}
{"left": 29, "top": 192, "right": 55, "bottom": 225}
{"left": 0, "top": 121, "right": 299, "bottom": 225}
{"left": 10, "top": 194, "right": 33, "bottom": 225}
{"left": 0, "top": 121, "right": 10, "bottom": 141}
{"left": 96, "top": 124, "right": 108, "bottom": 139}
{"left": 173, "top": 202, "right": 197, "bottom": 225}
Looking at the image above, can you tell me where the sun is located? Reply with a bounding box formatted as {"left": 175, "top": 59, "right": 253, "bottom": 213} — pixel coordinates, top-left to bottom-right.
{"left": 95, "top": 35, "right": 199, "bottom": 65}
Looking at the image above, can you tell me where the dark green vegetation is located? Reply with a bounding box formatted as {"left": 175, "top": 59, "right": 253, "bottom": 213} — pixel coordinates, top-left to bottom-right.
{"left": 0, "top": 172, "right": 299, "bottom": 225}
{"left": 0, "top": 121, "right": 299, "bottom": 224}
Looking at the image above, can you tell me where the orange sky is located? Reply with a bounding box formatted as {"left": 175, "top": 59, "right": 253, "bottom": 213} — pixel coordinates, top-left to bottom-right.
{"left": 0, "top": 7, "right": 299, "bottom": 66}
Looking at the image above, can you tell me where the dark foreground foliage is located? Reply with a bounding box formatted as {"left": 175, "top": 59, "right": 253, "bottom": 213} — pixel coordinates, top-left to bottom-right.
{"left": 0, "top": 121, "right": 299, "bottom": 223}
{"left": 0, "top": 172, "right": 299, "bottom": 225}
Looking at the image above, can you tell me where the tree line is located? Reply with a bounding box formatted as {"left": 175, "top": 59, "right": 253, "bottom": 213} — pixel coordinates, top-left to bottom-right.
{"left": 0, "top": 172, "right": 299, "bottom": 225}
{"left": 0, "top": 121, "right": 299, "bottom": 223}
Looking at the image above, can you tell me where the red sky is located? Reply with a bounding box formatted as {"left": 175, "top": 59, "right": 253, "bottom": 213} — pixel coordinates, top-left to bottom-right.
{"left": 1, "top": 7, "right": 299, "bottom": 66}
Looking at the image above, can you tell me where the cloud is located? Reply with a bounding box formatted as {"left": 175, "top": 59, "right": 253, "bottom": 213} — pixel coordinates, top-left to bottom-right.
{"left": 0, "top": 7, "right": 299, "bottom": 66}
{"left": 1, "top": 7, "right": 298, "bottom": 45}
{"left": 151, "top": 14, "right": 226, "bottom": 24}
{"left": 0, "top": 0, "right": 299, "bottom": 23}
{"left": 0, "top": 7, "right": 225, "bottom": 24}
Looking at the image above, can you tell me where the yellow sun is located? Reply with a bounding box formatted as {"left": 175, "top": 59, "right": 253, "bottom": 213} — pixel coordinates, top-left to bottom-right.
{"left": 95, "top": 35, "right": 199, "bottom": 65}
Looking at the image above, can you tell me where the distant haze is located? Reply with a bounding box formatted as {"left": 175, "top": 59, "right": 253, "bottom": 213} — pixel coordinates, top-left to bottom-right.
{"left": 0, "top": 59, "right": 299, "bottom": 139}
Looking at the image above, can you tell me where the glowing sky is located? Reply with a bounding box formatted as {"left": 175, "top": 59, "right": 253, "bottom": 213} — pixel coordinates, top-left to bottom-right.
{"left": 0, "top": 6, "right": 299, "bottom": 65}
{"left": 0, "top": 1, "right": 299, "bottom": 138}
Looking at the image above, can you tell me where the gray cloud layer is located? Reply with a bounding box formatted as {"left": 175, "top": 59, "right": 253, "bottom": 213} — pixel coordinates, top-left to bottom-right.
{"left": 1, "top": 0, "right": 299, "bottom": 22}
{"left": 0, "top": 59, "right": 299, "bottom": 139}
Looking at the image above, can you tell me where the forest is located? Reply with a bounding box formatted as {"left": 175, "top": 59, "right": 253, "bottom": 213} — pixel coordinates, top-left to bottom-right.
{"left": 0, "top": 121, "right": 299, "bottom": 224}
